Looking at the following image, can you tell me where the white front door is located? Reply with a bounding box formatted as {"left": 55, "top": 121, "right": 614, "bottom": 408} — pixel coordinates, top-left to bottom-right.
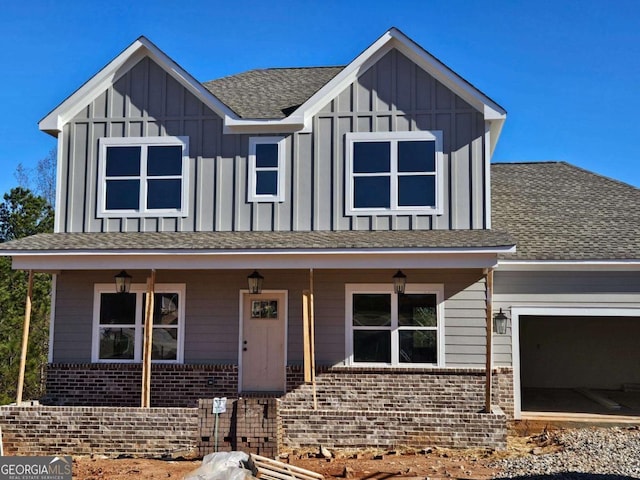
{"left": 240, "top": 291, "right": 287, "bottom": 392}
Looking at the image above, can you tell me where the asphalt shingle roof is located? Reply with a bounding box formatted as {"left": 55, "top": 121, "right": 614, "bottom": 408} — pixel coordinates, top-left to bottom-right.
{"left": 0, "top": 230, "right": 513, "bottom": 253}
{"left": 203, "top": 67, "right": 344, "bottom": 119}
{"left": 492, "top": 161, "right": 640, "bottom": 260}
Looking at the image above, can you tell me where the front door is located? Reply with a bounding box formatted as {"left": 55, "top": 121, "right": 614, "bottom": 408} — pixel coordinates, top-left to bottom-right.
{"left": 240, "top": 291, "right": 286, "bottom": 392}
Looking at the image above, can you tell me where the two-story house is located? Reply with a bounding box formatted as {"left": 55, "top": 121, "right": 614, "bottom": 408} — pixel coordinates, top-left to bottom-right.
{"left": 1, "top": 27, "right": 639, "bottom": 452}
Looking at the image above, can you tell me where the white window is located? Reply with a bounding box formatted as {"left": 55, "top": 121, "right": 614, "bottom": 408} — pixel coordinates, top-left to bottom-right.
{"left": 345, "top": 131, "right": 443, "bottom": 215}
{"left": 92, "top": 283, "right": 186, "bottom": 363}
{"left": 345, "top": 284, "right": 444, "bottom": 366}
{"left": 98, "top": 136, "right": 189, "bottom": 217}
{"left": 248, "top": 136, "right": 285, "bottom": 202}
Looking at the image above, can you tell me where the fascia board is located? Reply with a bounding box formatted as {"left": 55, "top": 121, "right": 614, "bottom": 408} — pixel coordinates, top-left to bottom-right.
{"left": 10, "top": 250, "right": 504, "bottom": 271}
{"left": 39, "top": 36, "right": 237, "bottom": 134}
{"left": 498, "top": 260, "right": 640, "bottom": 271}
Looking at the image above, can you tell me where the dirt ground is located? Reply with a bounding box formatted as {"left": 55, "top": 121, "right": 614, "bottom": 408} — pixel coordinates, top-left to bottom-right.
{"left": 72, "top": 422, "right": 558, "bottom": 480}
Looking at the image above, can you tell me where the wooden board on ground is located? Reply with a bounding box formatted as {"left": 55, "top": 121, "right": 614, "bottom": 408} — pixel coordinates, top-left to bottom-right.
{"left": 249, "top": 454, "right": 324, "bottom": 480}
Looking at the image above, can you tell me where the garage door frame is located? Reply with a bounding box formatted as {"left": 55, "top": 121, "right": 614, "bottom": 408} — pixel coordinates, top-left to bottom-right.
{"left": 511, "top": 306, "right": 640, "bottom": 419}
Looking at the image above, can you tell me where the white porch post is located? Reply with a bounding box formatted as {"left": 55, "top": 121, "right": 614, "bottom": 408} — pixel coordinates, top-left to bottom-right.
{"left": 16, "top": 269, "right": 34, "bottom": 405}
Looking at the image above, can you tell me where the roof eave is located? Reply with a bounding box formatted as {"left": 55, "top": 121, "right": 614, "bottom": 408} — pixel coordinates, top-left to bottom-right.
{"left": 7, "top": 247, "right": 514, "bottom": 272}
{"left": 498, "top": 259, "right": 640, "bottom": 271}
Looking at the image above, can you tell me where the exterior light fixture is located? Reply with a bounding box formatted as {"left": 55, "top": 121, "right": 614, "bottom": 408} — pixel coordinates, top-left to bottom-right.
{"left": 493, "top": 308, "right": 508, "bottom": 335}
{"left": 392, "top": 270, "right": 407, "bottom": 294}
{"left": 114, "top": 270, "right": 132, "bottom": 294}
{"left": 247, "top": 270, "right": 264, "bottom": 294}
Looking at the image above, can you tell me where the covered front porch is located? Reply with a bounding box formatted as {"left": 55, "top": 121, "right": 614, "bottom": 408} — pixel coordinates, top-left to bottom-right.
{"left": 1, "top": 230, "right": 515, "bottom": 451}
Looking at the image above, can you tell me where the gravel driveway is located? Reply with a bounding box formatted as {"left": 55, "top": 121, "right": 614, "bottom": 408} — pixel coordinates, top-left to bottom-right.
{"left": 495, "top": 427, "right": 640, "bottom": 478}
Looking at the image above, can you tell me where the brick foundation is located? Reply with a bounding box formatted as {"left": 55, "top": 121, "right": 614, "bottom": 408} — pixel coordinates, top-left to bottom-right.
{"left": 0, "top": 406, "right": 198, "bottom": 458}
{"left": 198, "top": 398, "right": 280, "bottom": 457}
{"left": 41, "top": 363, "right": 513, "bottom": 451}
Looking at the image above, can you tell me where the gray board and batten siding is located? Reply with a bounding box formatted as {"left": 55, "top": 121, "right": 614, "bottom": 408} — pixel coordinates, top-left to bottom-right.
{"left": 57, "top": 49, "right": 489, "bottom": 234}
{"left": 52, "top": 269, "right": 490, "bottom": 368}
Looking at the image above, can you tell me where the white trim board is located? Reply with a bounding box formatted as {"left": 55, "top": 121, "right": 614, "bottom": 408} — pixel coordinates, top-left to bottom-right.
{"left": 511, "top": 306, "right": 640, "bottom": 419}
{"left": 498, "top": 260, "right": 640, "bottom": 271}
{"left": 10, "top": 251, "right": 504, "bottom": 271}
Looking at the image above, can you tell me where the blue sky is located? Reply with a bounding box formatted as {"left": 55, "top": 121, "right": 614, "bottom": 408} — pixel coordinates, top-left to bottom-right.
{"left": 1, "top": 0, "right": 639, "bottom": 197}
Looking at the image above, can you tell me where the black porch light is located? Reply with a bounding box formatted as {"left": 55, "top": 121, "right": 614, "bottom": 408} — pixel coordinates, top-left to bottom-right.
{"left": 493, "top": 308, "right": 509, "bottom": 335}
{"left": 247, "top": 270, "right": 264, "bottom": 294}
{"left": 392, "top": 270, "right": 407, "bottom": 294}
{"left": 114, "top": 270, "right": 132, "bottom": 294}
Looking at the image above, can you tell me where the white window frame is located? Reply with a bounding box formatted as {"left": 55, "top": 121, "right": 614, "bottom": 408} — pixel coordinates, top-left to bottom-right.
{"left": 345, "top": 283, "right": 445, "bottom": 367}
{"left": 92, "top": 283, "right": 186, "bottom": 364}
{"left": 247, "top": 136, "right": 286, "bottom": 203}
{"left": 345, "top": 131, "right": 443, "bottom": 216}
{"left": 97, "top": 136, "right": 190, "bottom": 217}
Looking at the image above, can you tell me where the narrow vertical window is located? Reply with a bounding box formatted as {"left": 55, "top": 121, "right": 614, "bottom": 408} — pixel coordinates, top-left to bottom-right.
{"left": 248, "top": 137, "right": 285, "bottom": 202}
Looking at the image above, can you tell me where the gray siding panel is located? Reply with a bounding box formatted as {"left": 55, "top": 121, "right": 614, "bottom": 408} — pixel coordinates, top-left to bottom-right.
{"left": 53, "top": 269, "right": 488, "bottom": 368}
{"left": 59, "top": 49, "right": 487, "bottom": 233}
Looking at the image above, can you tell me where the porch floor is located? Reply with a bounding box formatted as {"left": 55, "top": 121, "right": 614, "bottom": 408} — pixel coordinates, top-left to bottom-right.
{"left": 522, "top": 388, "right": 640, "bottom": 421}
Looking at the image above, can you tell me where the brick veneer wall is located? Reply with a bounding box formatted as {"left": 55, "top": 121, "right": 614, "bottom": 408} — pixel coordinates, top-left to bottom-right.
{"left": 41, "top": 363, "right": 513, "bottom": 451}
{"left": 44, "top": 364, "right": 238, "bottom": 407}
{"left": 280, "top": 366, "right": 510, "bottom": 450}
{"left": 0, "top": 406, "right": 198, "bottom": 458}
{"left": 198, "top": 398, "right": 280, "bottom": 457}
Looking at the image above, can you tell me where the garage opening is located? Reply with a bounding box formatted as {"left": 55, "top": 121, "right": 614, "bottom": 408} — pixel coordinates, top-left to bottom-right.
{"left": 519, "top": 314, "right": 640, "bottom": 416}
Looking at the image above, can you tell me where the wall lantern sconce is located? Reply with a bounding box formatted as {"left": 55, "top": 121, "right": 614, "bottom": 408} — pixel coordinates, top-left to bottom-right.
{"left": 392, "top": 270, "right": 407, "bottom": 295}
{"left": 493, "top": 308, "right": 509, "bottom": 335}
{"left": 114, "top": 270, "right": 132, "bottom": 294}
{"left": 247, "top": 270, "right": 264, "bottom": 294}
